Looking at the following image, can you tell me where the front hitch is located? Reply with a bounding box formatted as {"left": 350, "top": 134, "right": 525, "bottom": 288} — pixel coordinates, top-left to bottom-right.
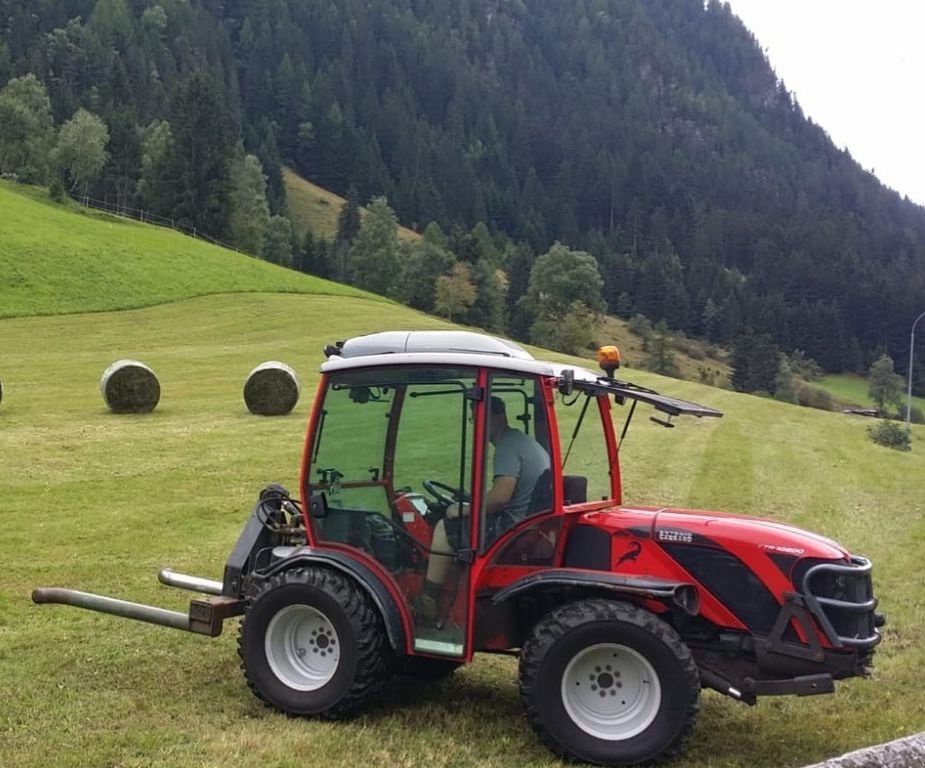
{"left": 32, "top": 568, "right": 243, "bottom": 637}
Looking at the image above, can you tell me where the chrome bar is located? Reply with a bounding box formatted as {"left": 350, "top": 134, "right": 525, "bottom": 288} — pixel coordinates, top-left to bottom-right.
{"left": 32, "top": 587, "right": 191, "bottom": 631}
{"left": 157, "top": 568, "right": 223, "bottom": 595}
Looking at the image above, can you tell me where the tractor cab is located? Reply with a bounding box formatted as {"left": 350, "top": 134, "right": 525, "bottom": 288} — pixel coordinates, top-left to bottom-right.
{"left": 301, "top": 331, "right": 719, "bottom": 658}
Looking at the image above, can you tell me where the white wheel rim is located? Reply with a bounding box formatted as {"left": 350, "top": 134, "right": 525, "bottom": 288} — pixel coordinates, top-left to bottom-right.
{"left": 265, "top": 604, "right": 340, "bottom": 691}
{"left": 561, "top": 643, "right": 662, "bottom": 740}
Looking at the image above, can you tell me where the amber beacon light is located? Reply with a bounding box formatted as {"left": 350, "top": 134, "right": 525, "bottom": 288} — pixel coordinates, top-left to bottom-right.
{"left": 597, "top": 345, "right": 621, "bottom": 378}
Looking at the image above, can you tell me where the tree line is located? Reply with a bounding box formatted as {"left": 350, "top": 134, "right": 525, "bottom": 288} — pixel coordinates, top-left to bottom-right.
{"left": 1, "top": 0, "right": 924, "bottom": 393}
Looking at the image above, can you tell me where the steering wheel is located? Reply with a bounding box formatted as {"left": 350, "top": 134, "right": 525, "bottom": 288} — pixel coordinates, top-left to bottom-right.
{"left": 422, "top": 479, "right": 470, "bottom": 508}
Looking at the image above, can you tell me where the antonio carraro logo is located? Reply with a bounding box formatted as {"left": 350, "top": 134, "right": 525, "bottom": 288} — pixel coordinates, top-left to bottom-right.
{"left": 657, "top": 528, "right": 693, "bottom": 544}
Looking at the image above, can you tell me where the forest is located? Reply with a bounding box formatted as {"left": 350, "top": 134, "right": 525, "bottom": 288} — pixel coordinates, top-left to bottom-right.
{"left": 1, "top": 0, "right": 923, "bottom": 393}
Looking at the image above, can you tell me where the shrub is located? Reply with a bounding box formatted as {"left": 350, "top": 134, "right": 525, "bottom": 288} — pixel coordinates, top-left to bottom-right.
{"left": 628, "top": 313, "right": 653, "bottom": 340}
{"left": 867, "top": 420, "right": 911, "bottom": 451}
{"left": 49, "top": 177, "right": 66, "bottom": 202}
{"left": 793, "top": 382, "right": 834, "bottom": 411}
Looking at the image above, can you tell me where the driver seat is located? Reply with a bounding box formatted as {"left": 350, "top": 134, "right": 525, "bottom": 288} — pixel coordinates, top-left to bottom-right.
{"left": 526, "top": 469, "right": 553, "bottom": 515}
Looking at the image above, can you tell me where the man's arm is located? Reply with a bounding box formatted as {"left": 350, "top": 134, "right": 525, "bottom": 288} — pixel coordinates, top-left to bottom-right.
{"left": 484, "top": 474, "right": 516, "bottom": 515}
{"left": 445, "top": 475, "right": 515, "bottom": 519}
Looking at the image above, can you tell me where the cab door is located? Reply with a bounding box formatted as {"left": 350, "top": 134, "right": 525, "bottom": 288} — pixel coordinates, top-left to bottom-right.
{"left": 304, "top": 365, "right": 480, "bottom": 658}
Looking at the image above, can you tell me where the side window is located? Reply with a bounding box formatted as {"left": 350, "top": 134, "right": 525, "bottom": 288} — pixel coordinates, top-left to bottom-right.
{"left": 556, "top": 391, "right": 611, "bottom": 504}
{"left": 309, "top": 367, "right": 477, "bottom": 558}
{"left": 480, "top": 374, "right": 553, "bottom": 549}
{"left": 310, "top": 378, "right": 392, "bottom": 512}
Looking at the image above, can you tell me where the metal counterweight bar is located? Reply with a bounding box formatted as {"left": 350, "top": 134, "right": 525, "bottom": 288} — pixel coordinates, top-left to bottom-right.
{"left": 32, "top": 588, "right": 191, "bottom": 631}
{"left": 157, "top": 568, "right": 224, "bottom": 595}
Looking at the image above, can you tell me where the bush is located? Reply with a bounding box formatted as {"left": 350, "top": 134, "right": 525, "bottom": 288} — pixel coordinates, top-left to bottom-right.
{"left": 867, "top": 420, "right": 911, "bottom": 451}
{"left": 628, "top": 314, "right": 653, "bottom": 340}
{"left": 48, "top": 177, "right": 66, "bottom": 202}
{"left": 793, "top": 382, "right": 834, "bottom": 411}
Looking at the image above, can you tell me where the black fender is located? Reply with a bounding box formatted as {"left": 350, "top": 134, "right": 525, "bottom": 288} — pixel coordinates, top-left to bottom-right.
{"left": 491, "top": 568, "right": 700, "bottom": 616}
{"left": 256, "top": 546, "right": 408, "bottom": 653}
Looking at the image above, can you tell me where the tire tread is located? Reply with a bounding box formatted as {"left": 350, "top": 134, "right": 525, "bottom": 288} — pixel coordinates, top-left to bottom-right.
{"left": 237, "top": 566, "right": 391, "bottom": 719}
{"left": 519, "top": 598, "right": 699, "bottom": 765}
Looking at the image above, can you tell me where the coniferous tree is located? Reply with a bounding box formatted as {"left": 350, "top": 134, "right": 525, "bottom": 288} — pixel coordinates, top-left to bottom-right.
{"left": 162, "top": 72, "right": 234, "bottom": 238}
{"left": 335, "top": 186, "right": 362, "bottom": 249}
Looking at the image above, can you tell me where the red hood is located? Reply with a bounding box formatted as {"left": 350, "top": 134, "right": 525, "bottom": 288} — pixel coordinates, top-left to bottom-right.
{"left": 577, "top": 504, "right": 849, "bottom": 561}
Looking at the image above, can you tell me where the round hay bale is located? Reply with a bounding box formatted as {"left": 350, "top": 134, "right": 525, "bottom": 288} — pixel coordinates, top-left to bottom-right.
{"left": 244, "top": 361, "right": 300, "bottom": 416}
{"left": 100, "top": 359, "right": 160, "bottom": 414}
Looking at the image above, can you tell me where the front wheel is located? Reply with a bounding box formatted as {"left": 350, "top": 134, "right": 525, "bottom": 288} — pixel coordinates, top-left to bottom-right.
{"left": 238, "top": 566, "right": 391, "bottom": 718}
{"left": 519, "top": 599, "right": 699, "bottom": 766}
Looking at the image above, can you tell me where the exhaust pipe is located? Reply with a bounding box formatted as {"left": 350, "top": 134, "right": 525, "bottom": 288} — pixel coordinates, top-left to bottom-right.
{"left": 32, "top": 569, "right": 244, "bottom": 637}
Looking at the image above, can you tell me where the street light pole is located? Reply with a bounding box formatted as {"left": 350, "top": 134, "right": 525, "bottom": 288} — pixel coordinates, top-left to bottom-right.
{"left": 907, "top": 310, "right": 925, "bottom": 430}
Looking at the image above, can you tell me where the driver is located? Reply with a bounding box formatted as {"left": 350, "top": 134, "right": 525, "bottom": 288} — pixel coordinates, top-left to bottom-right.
{"left": 418, "top": 396, "right": 550, "bottom": 621}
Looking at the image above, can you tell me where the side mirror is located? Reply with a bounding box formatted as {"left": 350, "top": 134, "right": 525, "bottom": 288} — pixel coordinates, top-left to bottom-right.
{"left": 308, "top": 492, "right": 329, "bottom": 519}
{"left": 558, "top": 369, "right": 574, "bottom": 396}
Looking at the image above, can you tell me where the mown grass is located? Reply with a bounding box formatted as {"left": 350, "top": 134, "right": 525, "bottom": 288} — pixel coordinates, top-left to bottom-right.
{"left": 2, "top": 293, "right": 924, "bottom": 768}
{"left": 0, "top": 180, "right": 373, "bottom": 319}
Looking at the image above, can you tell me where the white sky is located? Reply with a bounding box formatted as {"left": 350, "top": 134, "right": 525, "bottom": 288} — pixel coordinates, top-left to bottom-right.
{"left": 723, "top": 0, "right": 925, "bottom": 207}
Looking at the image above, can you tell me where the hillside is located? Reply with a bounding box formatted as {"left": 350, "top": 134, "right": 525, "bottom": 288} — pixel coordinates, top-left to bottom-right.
{"left": 283, "top": 167, "right": 420, "bottom": 242}
{"left": 0, "top": 181, "right": 374, "bottom": 318}
{"left": 2, "top": 0, "right": 924, "bottom": 384}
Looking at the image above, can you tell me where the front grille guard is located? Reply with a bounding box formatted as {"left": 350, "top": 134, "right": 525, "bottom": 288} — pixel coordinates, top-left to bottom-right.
{"left": 801, "top": 556, "right": 881, "bottom": 650}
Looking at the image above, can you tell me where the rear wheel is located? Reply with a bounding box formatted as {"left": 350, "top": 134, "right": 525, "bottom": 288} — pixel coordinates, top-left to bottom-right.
{"left": 238, "top": 566, "right": 391, "bottom": 718}
{"left": 519, "top": 599, "right": 699, "bottom": 766}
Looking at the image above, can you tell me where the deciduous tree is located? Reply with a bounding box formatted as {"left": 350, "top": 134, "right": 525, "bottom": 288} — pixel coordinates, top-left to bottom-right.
{"left": 54, "top": 108, "right": 109, "bottom": 197}
{"left": 435, "top": 263, "right": 476, "bottom": 322}
{"left": 868, "top": 354, "right": 903, "bottom": 415}
{"left": 228, "top": 153, "right": 270, "bottom": 256}
{"left": 0, "top": 74, "right": 55, "bottom": 183}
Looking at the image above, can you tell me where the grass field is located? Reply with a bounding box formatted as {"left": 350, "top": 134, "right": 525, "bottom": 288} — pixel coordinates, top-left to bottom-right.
{"left": 2, "top": 291, "right": 924, "bottom": 768}
{"left": 2, "top": 178, "right": 923, "bottom": 766}
{"left": 816, "top": 372, "right": 925, "bottom": 413}
{"left": 0, "top": 180, "right": 373, "bottom": 319}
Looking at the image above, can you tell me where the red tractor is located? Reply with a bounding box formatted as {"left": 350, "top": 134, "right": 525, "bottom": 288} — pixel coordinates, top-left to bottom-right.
{"left": 34, "top": 330, "right": 883, "bottom": 766}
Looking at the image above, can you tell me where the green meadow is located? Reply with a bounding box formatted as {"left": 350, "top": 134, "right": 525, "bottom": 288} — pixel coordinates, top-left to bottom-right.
{"left": 816, "top": 372, "right": 925, "bottom": 414}
{"left": 0, "top": 181, "right": 371, "bottom": 319}
{"left": 1, "top": 182, "right": 924, "bottom": 768}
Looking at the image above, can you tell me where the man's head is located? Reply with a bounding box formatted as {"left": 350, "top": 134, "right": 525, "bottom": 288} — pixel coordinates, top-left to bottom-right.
{"left": 488, "top": 396, "right": 508, "bottom": 443}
